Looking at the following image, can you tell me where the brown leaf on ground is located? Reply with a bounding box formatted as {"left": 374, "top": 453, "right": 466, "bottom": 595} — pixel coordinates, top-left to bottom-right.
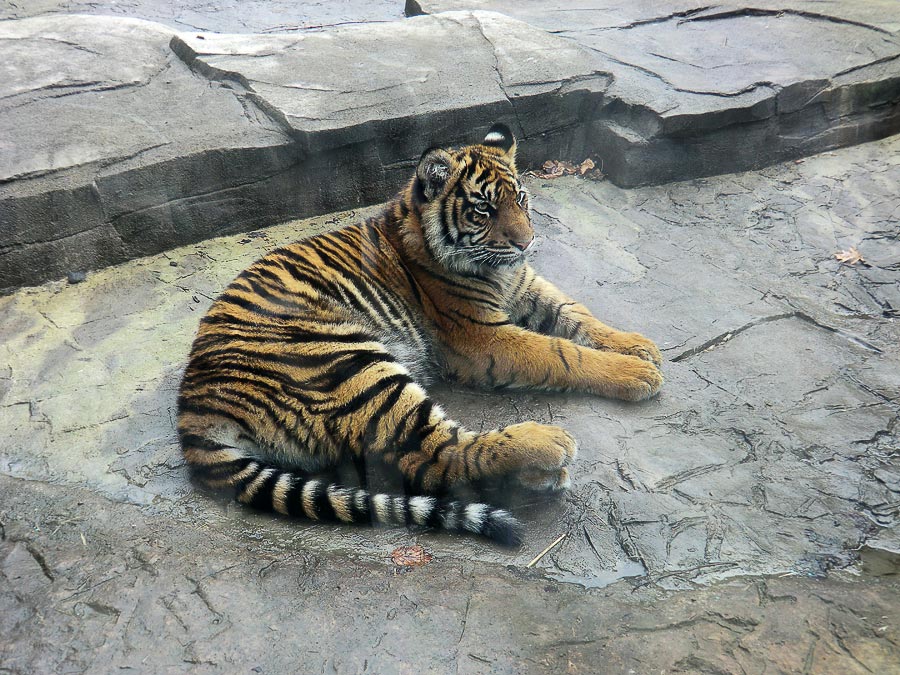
{"left": 834, "top": 246, "right": 865, "bottom": 266}
{"left": 527, "top": 158, "right": 605, "bottom": 181}
{"left": 577, "top": 157, "right": 607, "bottom": 181}
{"left": 533, "top": 160, "right": 576, "bottom": 179}
{"left": 390, "top": 544, "right": 433, "bottom": 567}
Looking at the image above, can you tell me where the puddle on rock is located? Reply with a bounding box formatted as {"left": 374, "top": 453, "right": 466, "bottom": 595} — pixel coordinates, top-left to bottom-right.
{"left": 546, "top": 559, "right": 647, "bottom": 589}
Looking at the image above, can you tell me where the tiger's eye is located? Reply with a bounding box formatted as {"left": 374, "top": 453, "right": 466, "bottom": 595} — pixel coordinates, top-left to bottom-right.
{"left": 473, "top": 200, "right": 490, "bottom": 215}
{"left": 516, "top": 190, "right": 528, "bottom": 207}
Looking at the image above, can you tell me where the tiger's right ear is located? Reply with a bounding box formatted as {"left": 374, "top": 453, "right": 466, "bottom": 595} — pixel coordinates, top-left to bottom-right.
{"left": 416, "top": 147, "right": 454, "bottom": 201}
{"left": 482, "top": 123, "right": 516, "bottom": 162}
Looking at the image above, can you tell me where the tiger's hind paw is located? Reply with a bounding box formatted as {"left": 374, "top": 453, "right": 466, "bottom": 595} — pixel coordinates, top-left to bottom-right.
{"left": 502, "top": 422, "right": 578, "bottom": 472}
{"left": 517, "top": 466, "right": 571, "bottom": 492}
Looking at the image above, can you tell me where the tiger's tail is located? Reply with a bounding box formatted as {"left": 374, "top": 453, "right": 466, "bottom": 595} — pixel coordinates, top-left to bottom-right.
{"left": 183, "top": 439, "right": 524, "bottom": 547}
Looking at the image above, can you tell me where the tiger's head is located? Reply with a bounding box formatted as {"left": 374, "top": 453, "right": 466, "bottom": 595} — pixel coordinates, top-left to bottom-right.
{"left": 413, "top": 124, "right": 533, "bottom": 274}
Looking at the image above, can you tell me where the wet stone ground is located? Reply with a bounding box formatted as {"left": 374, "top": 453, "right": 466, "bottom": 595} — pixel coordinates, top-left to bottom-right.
{"left": 2, "top": 136, "right": 899, "bottom": 672}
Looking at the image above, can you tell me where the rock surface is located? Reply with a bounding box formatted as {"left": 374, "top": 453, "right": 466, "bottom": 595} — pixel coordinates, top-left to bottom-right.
{"left": 172, "top": 11, "right": 607, "bottom": 148}
{"left": 170, "top": 10, "right": 609, "bottom": 200}
{"left": 3, "top": 135, "right": 898, "bottom": 576}
{"left": 2, "top": 474, "right": 899, "bottom": 674}
{"left": 3, "top": 135, "right": 900, "bottom": 672}
{"left": 0, "top": 0, "right": 403, "bottom": 33}
{"left": 2, "top": 128, "right": 899, "bottom": 674}
{"left": 0, "top": 15, "right": 295, "bottom": 292}
{"left": 0, "top": 11, "right": 607, "bottom": 292}
{"left": 410, "top": 1, "right": 900, "bottom": 186}
{"left": 3, "top": 2, "right": 898, "bottom": 292}
{"left": 408, "top": 0, "right": 900, "bottom": 34}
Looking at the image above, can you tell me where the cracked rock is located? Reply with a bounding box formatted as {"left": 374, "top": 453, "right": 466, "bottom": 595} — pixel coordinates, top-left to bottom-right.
{"left": 0, "top": 12, "right": 610, "bottom": 292}
{"left": 2, "top": 135, "right": 897, "bottom": 590}
{"left": 4, "top": 5, "right": 898, "bottom": 291}
{"left": 410, "top": 1, "right": 900, "bottom": 186}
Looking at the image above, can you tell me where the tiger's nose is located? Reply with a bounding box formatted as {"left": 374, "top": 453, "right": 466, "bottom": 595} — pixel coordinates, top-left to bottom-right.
{"left": 511, "top": 236, "right": 535, "bottom": 251}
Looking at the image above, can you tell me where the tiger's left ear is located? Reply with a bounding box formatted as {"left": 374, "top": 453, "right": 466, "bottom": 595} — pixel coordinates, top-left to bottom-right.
{"left": 482, "top": 123, "right": 516, "bottom": 163}
{"left": 416, "top": 147, "right": 455, "bottom": 201}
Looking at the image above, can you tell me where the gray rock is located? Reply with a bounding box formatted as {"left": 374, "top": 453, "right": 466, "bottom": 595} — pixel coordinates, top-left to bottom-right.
{"left": 2, "top": 135, "right": 897, "bottom": 589}
{"left": 2, "top": 5, "right": 898, "bottom": 292}
{"left": 410, "top": 1, "right": 900, "bottom": 186}
{"left": 408, "top": 0, "right": 900, "bottom": 35}
{"left": 0, "top": 12, "right": 609, "bottom": 292}
{"left": 2, "top": 474, "right": 899, "bottom": 673}
{"left": 170, "top": 11, "right": 610, "bottom": 171}
{"left": 0, "top": 0, "right": 404, "bottom": 34}
{"left": 0, "top": 15, "right": 294, "bottom": 292}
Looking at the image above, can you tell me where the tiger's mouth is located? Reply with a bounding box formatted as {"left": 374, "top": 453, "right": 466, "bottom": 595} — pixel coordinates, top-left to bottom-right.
{"left": 467, "top": 246, "right": 529, "bottom": 268}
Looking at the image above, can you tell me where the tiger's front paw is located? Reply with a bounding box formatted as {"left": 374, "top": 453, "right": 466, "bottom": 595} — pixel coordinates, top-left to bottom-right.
{"left": 600, "top": 353, "right": 663, "bottom": 401}
{"left": 606, "top": 331, "right": 662, "bottom": 366}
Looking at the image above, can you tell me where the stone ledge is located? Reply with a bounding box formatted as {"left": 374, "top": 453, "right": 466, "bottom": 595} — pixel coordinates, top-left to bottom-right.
{"left": 0, "top": 15, "right": 297, "bottom": 292}
{"left": 2, "top": 6, "right": 899, "bottom": 292}
{"left": 409, "top": 1, "right": 900, "bottom": 186}
{"left": 0, "top": 12, "right": 611, "bottom": 292}
{"left": 168, "top": 11, "right": 612, "bottom": 176}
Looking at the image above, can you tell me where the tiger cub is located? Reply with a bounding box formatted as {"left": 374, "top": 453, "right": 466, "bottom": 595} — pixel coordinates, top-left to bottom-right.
{"left": 177, "top": 124, "right": 662, "bottom": 546}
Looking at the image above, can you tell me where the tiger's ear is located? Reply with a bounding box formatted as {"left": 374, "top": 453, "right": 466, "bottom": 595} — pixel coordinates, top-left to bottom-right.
{"left": 482, "top": 123, "right": 516, "bottom": 162}
{"left": 416, "top": 147, "right": 454, "bottom": 200}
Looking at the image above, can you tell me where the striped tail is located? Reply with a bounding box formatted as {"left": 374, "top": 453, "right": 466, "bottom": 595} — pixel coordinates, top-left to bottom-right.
{"left": 184, "top": 442, "right": 524, "bottom": 547}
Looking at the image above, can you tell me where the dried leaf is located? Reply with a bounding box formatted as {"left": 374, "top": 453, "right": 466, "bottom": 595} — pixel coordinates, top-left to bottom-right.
{"left": 390, "top": 544, "right": 433, "bottom": 567}
{"left": 527, "top": 158, "right": 604, "bottom": 180}
{"left": 533, "top": 160, "right": 569, "bottom": 179}
{"left": 834, "top": 246, "right": 865, "bottom": 266}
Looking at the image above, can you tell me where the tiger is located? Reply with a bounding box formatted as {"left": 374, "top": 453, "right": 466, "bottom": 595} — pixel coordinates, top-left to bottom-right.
{"left": 177, "top": 123, "right": 663, "bottom": 546}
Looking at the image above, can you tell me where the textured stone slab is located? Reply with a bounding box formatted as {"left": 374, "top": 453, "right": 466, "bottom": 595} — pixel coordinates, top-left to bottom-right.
{"left": 0, "top": 11, "right": 610, "bottom": 292}
{"left": 3, "top": 5, "right": 899, "bottom": 292}
{"left": 409, "top": 0, "right": 900, "bottom": 185}
{"left": 171, "top": 11, "right": 609, "bottom": 163}
{"left": 0, "top": 0, "right": 403, "bottom": 34}
{"left": 2, "top": 136, "right": 897, "bottom": 591}
{"left": 0, "top": 15, "right": 298, "bottom": 292}
{"left": 3, "top": 475, "right": 899, "bottom": 674}
{"left": 408, "top": 0, "right": 900, "bottom": 34}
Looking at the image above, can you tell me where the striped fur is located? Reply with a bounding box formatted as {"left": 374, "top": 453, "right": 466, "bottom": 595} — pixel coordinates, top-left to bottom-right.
{"left": 178, "top": 123, "right": 663, "bottom": 546}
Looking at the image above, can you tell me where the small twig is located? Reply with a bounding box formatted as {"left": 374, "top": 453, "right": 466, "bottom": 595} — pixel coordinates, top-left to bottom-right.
{"left": 526, "top": 533, "right": 568, "bottom": 568}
